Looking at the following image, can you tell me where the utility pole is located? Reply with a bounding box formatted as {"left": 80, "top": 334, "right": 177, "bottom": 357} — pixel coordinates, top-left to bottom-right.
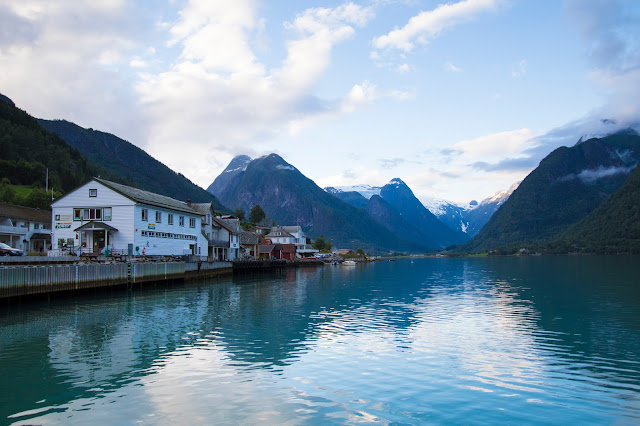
{"left": 46, "top": 168, "right": 48, "bottom": 192}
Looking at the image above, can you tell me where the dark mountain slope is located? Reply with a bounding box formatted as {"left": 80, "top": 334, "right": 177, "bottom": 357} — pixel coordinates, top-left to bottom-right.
{"left": 0, "top": 95, "right": 111, "bottom": 193}
{"left": 380, "top": 179, "right": 466, "bottom": 248}
{"left": 39, "top": 119, "right": 227, "bottom": 212}
{"left": 327, "top": 189, "right": 370, "bottom": 210}
{"left": 212, "top": 154, "right": 432, "bottom": 252}
{"left": 464, "top": 131, "right": 640, "bottom": 252}
{"left": 207, "top": 155, "right": 251, "bottom": 196}
{"left": 550, "top": 164, "right": 640, "bottom": 254}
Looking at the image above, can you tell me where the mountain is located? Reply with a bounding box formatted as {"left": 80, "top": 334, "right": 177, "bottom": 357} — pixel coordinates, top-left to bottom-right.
{"left": 379, "top": 179, "right": 466, "bottom": 247}
{"left": 549, "top": 163, "right": 640, "bottom": 254}
{"left": 39, "top": 119, "right": 228, "bottom": 212}
{"left": 207, "top": 155, "right": 251, "bottom": 196}
{"left": 208, "top": 154, "right": 433, "bottom": 253}
{"left": 331, "top": 181, "right": 517, "bottom": 238}
{"left": 464, "top": 130, "right": 640, "bottom": 253}
{"left": 0, "top": 94, "right": 111, "bottom": 193}
{"left": 328, "top": 179, "right": 466, "bottom": 248}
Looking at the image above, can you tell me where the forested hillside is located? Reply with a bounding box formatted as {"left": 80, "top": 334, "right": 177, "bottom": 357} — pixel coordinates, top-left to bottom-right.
{"left": 39, "top": 119, "right": 228, "bottom": 212}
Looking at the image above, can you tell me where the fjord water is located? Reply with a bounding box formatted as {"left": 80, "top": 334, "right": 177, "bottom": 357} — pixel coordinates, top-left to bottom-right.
{"left": 1, "top": 257, "right": 640, "bottom": 424}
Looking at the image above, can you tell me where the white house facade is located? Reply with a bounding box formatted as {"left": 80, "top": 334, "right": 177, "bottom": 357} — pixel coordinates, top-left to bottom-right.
{"left": 212, "top": 217, "right": 241, "bottom": 261}
{"left": 50, "top": 178, "right": 207, "bottom": 256}
{"left": 0, "top": 203, "right": 51, "bottom": 252}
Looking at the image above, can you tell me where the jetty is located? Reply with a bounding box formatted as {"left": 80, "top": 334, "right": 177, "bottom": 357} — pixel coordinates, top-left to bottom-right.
{"left": 0, "top": 257, "right": 327, "bottom": 301}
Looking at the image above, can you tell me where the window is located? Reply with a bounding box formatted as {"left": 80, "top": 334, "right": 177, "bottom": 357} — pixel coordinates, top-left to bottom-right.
{"left": 103, "top": 208, "right": 112, "bottom": 221}
{"left": 89, "top": 188, "right": 97, "bottom": 197}
{"left": 83, "top": 208, "right": 101, "bottom": 220}
{"left": 34, "top": 223, "right": 39, "bottom": 230}
{"left": 189, "top": 217, "right": 196, "bottom": 228}
{"left": 156, "top": 211, "right": 162, "bottom": 223}
{"left": 179, "top": 216, "right": 184, "bottom": 227}
{"left": 142, "top": 209, "right": 148, "bottom": 221}
{"left": 168, "top": 214, "right": 174, "bottom": 225}
{"left": 74, "top": 209, "right": 82, "bottom": 221}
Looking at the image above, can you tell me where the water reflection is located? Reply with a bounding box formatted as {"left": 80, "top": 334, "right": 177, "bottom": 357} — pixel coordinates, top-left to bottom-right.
{"left": 0, "top": 257, "right": 639, "bottom": 423}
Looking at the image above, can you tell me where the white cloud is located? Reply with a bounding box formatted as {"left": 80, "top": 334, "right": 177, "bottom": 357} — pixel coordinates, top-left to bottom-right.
{"left": 136, "top": 1, "right": 379, "bottom": 186}
{"left": 511, "top": 59, "right": 526, "bottom": 78}
{"left": 444, "top": 61, "right": 462, "bottom": 73}
{"left": 372, "top": 0, "right": 499, "bottom": 52}
{"left": 396, "top": 63, "right": 411, "bottom": 73}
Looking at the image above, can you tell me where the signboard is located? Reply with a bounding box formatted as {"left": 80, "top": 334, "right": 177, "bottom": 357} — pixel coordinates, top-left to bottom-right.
{"left": 148, "top": 224, "right": 156, "bottom": 230}
{"left": 55, "top": 222, "right": 71, "bottom": 229}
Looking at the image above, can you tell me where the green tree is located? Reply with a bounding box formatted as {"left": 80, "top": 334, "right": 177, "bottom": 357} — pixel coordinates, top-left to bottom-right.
{"left": 22, "top": 188, "right": 52, "bottom": 209}
{"left": 234, "top": 208, "right": 246, "bottom": 221}
{"left": 356, "top": 248, "right": 365, "bottom": 256}
{"left": 249, "top": 204, "right": 265, "bottom": 224}
{"left": 313, "top": 235, "right": 326, "bottom": 250}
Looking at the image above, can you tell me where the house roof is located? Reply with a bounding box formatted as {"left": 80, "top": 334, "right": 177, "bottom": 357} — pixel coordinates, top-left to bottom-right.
{"left": 280, "top": 226, "right": 302, "bottom": 235}
{"left": 93, "top": 178, "right": 199, "bottom": 215}
{"left": 258, "top": 244, "right": 275, "bottom": 254}
{"left": 0, "top": 203, "right": 50, "bottom": 223}
{"left": 74, "top": 221, "right": 119, "bottom": 232}
{"left": 30, "top": 233, "right": 51, "bottom": 241}
{"left": 265, "top": 228, "right": 294, "bottom": 238}
{"left": 190, "top": 202, "right": 213, "bottom": 215}
{"left": 240, "top": 232, "right": 260, "bottom": 245}
{"left": 213, "top": 217, "right": 242, "bottom": 234}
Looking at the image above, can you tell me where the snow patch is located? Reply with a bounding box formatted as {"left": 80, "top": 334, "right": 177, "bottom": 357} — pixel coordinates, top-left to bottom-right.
{"left": 276, "top": 164, "right": 295, "bottom": 171}
{"left": 327, "top": 184, "right": 382, "bottom": 199}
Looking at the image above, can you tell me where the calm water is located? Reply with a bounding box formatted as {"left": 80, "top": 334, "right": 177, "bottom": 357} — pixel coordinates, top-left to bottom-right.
{"left": 1, "top": 256, "right": 640, "bottom": 425}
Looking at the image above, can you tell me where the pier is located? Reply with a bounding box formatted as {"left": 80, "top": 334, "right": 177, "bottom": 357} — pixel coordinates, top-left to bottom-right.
{"left": 0, "top": 260, "right": 232, "bottom": 300}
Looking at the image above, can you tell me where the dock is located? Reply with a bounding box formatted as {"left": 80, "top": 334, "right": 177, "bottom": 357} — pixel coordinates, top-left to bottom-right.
{"left": 0, "top": 261, "right": 232, "bottom": 300}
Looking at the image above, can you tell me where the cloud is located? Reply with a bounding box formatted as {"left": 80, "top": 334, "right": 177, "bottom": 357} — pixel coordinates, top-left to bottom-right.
{"left": 136, "top": 1, "right": 380, "bottom": 186}
{"left": 559, "top": 165, "right": 635, "bottom": 184}
{"left": 444, "top": 61, "right": 462, "bottom": 73}
{"left": 565, "top": 0, "right": 640, "bottom": 123}
{"left": 511, "top": 59, "right": 526, "bottom": 78}
{"left": 372, "top": 0, "right": 499, "bottom": 52}
{"left": 378, "top": 158, "right": 406, "bottom": 169}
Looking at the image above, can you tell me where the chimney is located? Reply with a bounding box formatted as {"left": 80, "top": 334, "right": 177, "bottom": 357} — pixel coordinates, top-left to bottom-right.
{"left": 187, "top": 199, "right": 192, "bottom": 206}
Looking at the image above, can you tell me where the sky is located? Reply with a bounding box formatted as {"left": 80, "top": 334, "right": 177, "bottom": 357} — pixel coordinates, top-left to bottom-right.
{"left": 1, "top": 0, "right": 639, "bottom": 204}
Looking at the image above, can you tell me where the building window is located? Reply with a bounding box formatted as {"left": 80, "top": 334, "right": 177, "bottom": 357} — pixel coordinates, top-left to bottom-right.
{"left": 168, "top": 214, "right": 174, "bottom": 225}
{"left": 179, "top": 216, "right": 184, "bottom": 227}
{"left": 189, "top": 217, "right": 196, "bottom": 228}
{"left": 156, "top": 211, "right": 162, "bottom": 223}
{"left": 103, "top": 207, "right": 112, "bottom": 221}
{"left": 74, "top": 209, "right": 82, "bottom": 221}
{"left": 142, "top": 209, "right": 148, "bottom": 221}
{"left": 89, "top": 188, "right": 97, "bottom": 197}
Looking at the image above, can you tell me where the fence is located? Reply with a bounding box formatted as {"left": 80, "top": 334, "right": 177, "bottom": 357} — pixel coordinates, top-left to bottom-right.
{"left": 0, "top": 261, "right": 232, "bottom": 299}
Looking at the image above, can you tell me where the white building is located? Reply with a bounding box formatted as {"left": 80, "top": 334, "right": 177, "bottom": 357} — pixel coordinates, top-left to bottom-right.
{"left": 50, "top": 178, "right": 207, "bottom": 256}
{"left": 0, "top": 203, "right": 51, "bottom": 252}
{"left": 266, "top": 226, "right": 318, "bottom": 258}
{"left": 212, "top": 217, "right": 241, "bottom": 261}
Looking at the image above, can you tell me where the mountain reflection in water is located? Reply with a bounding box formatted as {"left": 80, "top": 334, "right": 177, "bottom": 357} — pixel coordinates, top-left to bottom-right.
{"left": 1, "top": 256, "right": 639, "bottom": 424}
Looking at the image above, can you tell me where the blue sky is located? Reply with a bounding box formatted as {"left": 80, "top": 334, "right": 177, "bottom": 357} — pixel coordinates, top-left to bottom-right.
{"left": 1, "top": 0, "right": 639, "bottom": 203}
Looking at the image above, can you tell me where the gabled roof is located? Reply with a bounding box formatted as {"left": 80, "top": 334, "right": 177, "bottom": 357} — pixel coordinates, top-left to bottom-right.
{"left": 281, "top": 226, "right": 302, "bottom": 235}
{"left": 74, "top": 221, "right": 119, "bottom": 232}
{"left": 240, "top": 232, "right": 260, "bottom": 245}
{"left": 0, "top": 203, "right": 50, "bottom": 223}
{"left": 213, "top": 217, "right": 242, "bottom": 234}
{"left": 93, "top": 178, "right": 199, "bottom": 215}
{"left": 190, "top": 202, "right": 213, "bottom": 215}
{"left": 258, "top": 244, "right": 275, "bottom": 254}
{"left": 265, "top": 228, "right": 294, "bottom": 238}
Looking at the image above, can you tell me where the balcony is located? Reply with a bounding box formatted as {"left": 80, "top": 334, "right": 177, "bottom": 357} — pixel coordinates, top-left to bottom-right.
{"left": 0, "top": 225, "right": 27, "bottom": 235}
{"left": 208, "top": 239, "right": 229, "bottom": 248}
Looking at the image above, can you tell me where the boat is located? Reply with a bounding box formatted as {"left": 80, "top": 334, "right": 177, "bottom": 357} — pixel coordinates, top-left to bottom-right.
{"left": 342, "top": 260, "right": 357, "bottom": 266}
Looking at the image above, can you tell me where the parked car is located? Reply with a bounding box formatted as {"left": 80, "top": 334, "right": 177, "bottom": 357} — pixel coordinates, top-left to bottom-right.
{"left": 0, "top": 242, "right": 26, "bottom": 256}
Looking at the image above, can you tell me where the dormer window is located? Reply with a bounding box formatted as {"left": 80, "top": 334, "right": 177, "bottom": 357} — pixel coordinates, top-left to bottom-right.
{"left": 89, "top": 189, "right": 97, "bottom": 197}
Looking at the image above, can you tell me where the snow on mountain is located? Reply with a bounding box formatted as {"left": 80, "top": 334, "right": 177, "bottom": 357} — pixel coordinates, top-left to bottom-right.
{"left": 325, "top": 184, "right": 382, "bottom": 199}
